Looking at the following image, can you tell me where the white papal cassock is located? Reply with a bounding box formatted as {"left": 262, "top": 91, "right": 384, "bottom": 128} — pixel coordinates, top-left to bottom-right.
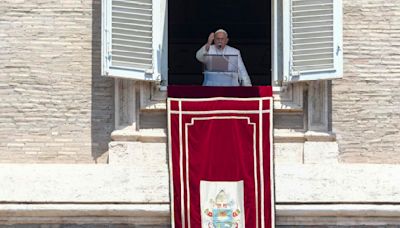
{"left": 196, "top": 45, "right": 252, "bottom": 86}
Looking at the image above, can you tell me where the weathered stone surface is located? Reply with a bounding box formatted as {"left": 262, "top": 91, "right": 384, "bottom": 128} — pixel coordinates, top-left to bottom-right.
{"left": 277, "top": 204, "right": 400, "bottom": 226}
{"left": 109, "top": 142, "right": 167, "bottom": 166}
{"left": 274, "top": 143, "right": 304, "bottom": 164}
{"left": 0, "top": 163, "right": 399, "bottom": 203}
{"left": 333, "top": 0, "right": 400, "bottom": 163}
{"left": 0, "top": 0, "right": 113, "bottom": 163}
{"left": 276, "top": 164, "right": 400, "bottom": 202}
{"left": 0, "top": 204, "right": 170, "bottom": 226}
{"left": 2, "top": 203, "right": 400, "bottom": 226}
{"left": 0, "top": 163, "right": 399, "bottom": 225}
{"left": 0, "top": 164, "right": 169, "bottom": 203}
{"left": 303, "top": 142, "right": 339, "bottom": 164}
{"left": 0, "top": 225, "right": 169, "bottom": 228}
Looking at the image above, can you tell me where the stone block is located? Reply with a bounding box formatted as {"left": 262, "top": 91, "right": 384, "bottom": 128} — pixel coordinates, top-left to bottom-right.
{"left": 303, "top": 142, "right": 339, "bottom": 164}
{"left": 274, "top": 143, "right": 303, "bottom": 164}
{"left": 108, "top": 142, "right": 167, "bottom": 166}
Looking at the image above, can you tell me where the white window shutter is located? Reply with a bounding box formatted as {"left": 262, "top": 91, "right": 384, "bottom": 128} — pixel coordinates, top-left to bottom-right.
{"left": 102, "top": 0, "right": 165, "bottom": 81}
{"left": 283, "top": 0, "right": 343, "bottom": 82}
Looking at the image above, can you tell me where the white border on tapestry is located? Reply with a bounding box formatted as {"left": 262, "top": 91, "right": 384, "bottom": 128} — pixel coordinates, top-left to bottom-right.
{"left": 179, "top": 101, "right": 185, "bottom": 228}
{"left": 186, "top": 116, "right": 258, "bottom": 228}
{"left": 167, "top": 96, "right": 274, "bottom": 228}
{"left": 170, "top": 110, "right": 271, "bottom": 115}
{"left": 167, "top": 99, "right": 175, "bottom": 227}
{"left": 168, "top": 97, "right": 273, "bottom": 102}
{"left": 269, "top": 98, "right": 275, "bottom": 228}
{"left": 259, "top": 100, "right": 265, "bottom": 227}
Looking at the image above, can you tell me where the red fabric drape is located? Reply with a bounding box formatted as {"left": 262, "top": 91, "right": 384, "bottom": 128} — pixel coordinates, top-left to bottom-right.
{"left": 168, "top": 86, "right": 274, "bottom": 228}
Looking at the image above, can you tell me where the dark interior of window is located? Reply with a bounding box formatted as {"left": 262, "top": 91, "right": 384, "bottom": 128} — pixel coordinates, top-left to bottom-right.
{"left": 168, "top": 0, "right": 271, "bottom": 86}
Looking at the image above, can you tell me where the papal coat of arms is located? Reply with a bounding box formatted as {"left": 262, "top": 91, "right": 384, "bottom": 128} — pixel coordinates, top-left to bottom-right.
{"left": 200, "top": 181, "right": 245, "bottom": 228}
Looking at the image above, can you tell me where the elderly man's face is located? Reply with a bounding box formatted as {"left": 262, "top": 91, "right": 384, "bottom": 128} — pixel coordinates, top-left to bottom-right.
{"left": 214, "top": 32, "right": 229, "bottom": 49}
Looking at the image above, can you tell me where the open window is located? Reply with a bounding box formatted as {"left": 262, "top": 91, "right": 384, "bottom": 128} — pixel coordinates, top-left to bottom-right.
{"left": 168, "top": 0, "right": 271, "bottom": 86}
{"left": 274, "top": 0, "right": 343, "bottom": 84}
{"left": 101, "top": 0, "right": 167, "bottom": 81}
{"left": 102, "top": 0, "right": 342, "bottom": 85}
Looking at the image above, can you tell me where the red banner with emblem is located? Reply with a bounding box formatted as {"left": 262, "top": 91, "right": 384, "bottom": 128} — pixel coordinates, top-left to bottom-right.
{"left": 168, "top": 86, "right": 274, "bottom": 228}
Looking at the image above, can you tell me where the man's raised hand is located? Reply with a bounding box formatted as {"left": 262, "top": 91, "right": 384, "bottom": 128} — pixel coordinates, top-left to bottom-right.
{"left": 205, "top": 32, "right": 214, "bottom": 51}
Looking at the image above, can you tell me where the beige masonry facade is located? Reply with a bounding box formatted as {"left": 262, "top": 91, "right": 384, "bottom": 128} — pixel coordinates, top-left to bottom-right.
{"left": 0, "top": 0, "right": 113, "bottom": 163}
{"left": 1, "top": 0, "right": 398, "bottom": 165}
{"left": 0, "top": 0, "right": 400, "bottom": 226}
{"left": 333, "top": 0, "right": 400, "bottom": 164}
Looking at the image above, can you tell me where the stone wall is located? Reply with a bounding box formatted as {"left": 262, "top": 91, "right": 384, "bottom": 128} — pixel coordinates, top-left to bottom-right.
{"left": 2, "top": 0, "right": 399, "bottom": 164}
{"left": 0, "top": 0, "right": 114, "bottom": 163}
{"left": 332, "top": 0, "right": 400, "bottom": 163}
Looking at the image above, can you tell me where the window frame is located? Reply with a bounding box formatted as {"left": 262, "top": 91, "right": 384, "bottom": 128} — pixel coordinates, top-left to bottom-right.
{"left": 101, "top": 0, "right": 167, "bottom": 81}
{"left": 273, "top": 0, "right": 343, "bottom": 84}
{"left": 103, "top": 0, "right": 341, "bottom": 85}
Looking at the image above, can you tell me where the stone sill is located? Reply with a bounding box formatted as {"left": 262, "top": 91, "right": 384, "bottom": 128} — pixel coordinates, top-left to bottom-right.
{"left": 274, "top": 129, "right": 336, "bottom": 142}
{"left": 0, "top": 203, "right": 170, "bottom": 225}
{"left": 111, "top": 128, "right": 167, "bottom": 142}
{"left": 111, "top": 128, "right": 336, "bottom": 143}
{"left": 2, "top": 164, "right": 399, "bottom": 203}
{"left": 278, "top": 204, "right": 400, "bottom": 225}
{"left": 140, "top": 85, "right": 303, "bottom": 112}
{"left": 2, "top": 203, "right": 399, "bottom": 217}
{"left": 141, "top": 106, "right": 304, "bottom": 113}
{"left": 140, "top": 101, "right": 167, "bottom": 111}
{"left": 1, "top": 204, "right": 400, "bottom": 225}
{"left": 277, "top": 204, "right": 400, "bottom": 217}
{"left": 140, "top": 101, "right": 304, "bottom": 113}
{"left": 0, "top": 204, "right": 170, "bottom": 218}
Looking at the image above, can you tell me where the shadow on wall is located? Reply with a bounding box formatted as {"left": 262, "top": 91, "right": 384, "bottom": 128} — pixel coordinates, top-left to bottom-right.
{"left": 91, "top": 0, "right": 114, "bottom": 163}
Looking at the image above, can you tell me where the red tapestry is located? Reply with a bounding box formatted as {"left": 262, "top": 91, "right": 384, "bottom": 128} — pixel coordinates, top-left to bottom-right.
{"left": 168, "top": 86, "right": 274, "bottom": 228}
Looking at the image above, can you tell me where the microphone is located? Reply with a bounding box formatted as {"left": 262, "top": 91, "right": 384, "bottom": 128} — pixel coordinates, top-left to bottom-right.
{"left": 217, "top": 43, "right": 222, "bottom": 49}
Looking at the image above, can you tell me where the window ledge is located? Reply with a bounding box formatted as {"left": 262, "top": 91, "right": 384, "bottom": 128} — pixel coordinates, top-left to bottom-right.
{"left": 1, "top": 203, "right": 400, "bottom": 225}
{"left": 111, "top": 128, "right": 166, "bottom": 143}
{"left": 274, "top": 129, "right": 336, "bottom": 143}
{"left": 111, "top": 128, "right": 335, "bottom": 143}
